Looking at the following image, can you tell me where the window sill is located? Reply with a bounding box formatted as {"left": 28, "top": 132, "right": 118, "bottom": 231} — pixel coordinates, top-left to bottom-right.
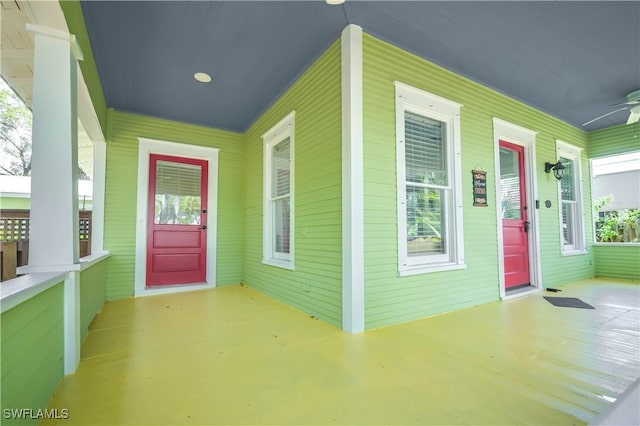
{"left": 593, "top": 242, "right": 640, "bottom": 247}
{"left": 262, "top": 258, "right": 295, "bottom": 271}
{"left": 561, "top": 249, "right": 588, "bottom": 257}
{"left": 399, "top": 262, "right": 466, "bottom": 276}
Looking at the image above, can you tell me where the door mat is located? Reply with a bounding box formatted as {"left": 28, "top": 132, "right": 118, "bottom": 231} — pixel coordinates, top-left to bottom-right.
{"left": 543, "top": 296, "right": 595, "bottom": 309}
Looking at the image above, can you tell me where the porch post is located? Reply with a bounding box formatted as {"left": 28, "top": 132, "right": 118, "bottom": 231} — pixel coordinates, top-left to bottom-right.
{"left": 22, "top": 24, "right": 84, "bottom": 374}
{"left": 341, "top": 24, "right": 365, "bottom": 333}
{"left": 23, "top": 24, "right": 83, "bottom": 272}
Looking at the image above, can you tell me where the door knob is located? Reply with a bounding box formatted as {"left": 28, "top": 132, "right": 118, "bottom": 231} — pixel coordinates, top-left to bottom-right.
{"left": 524, "top": 221, "right": 530, "bottom": 233}
{"left": 199, "top": 225, "right": 207, "bottom": 230}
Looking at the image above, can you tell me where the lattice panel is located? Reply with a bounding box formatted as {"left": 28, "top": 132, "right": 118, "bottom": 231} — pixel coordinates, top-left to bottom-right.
{"left": 0, "top": 217, "right": 30, "bottom": 242}
{"left": 79, "top": 216, "right": 91, "bottom": 240}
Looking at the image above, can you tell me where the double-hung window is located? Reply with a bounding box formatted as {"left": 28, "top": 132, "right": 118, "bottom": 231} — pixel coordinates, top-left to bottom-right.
{"left": 262, "top": 112, "right": 295, "bottom": 269}
{"left": 557, "top": 141, "right": 585, "bottom": 254}
{"left": 395, "top": 82, "right": 465, "bottom": 275}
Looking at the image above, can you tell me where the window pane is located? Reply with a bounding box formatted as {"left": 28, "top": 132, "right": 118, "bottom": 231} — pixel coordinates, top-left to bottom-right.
{"left": 406, "top": 186, "right": 445, "bottom": 256}
{"left": 405, "top": 112, "right": 447, "bottom": 186}
{"left": 499, "top": 148, "right": 522, "bottom": 219}
{"left": 273, "top": 197, "right": 290, "bottom": 254}
{"left": 560, "top": 157, "right": 575, "bottom": 201}
{"left": 154, "top": 161, "right": 201, "bottom": 225}
{"left": 272, "top": 138, "right": 290, "bottom": 198}
{"left": 562, "top": 201, "right": 575, "bottom": 245}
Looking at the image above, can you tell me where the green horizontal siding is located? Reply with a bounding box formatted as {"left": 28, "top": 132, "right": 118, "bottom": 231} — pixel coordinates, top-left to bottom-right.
{"left": 588, "top": 123, "right": 640, "bottom": 158}
{"left": 104, "top": 110, "right": 244, "bottom": 299}
{"left": 362, "top": 33, "right": 593, "bottom": 329}
{"left": 80, "top": 258, "right": 108, "bottom": 342}
{"left": 243, "top": 41, "right": 343, "bottom": 328}
{"left": 59, "top": 0, "right": 108, "bottom": 135}
{"left": 1, "top": 283, "right": 64, "bottom": 425}
{"left": 593, "top": 245, "right": 640, "bottom": 281}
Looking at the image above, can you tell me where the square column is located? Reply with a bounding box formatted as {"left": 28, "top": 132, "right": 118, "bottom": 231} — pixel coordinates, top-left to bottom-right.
{"left": 22, "top": 24, "right": 84, "bottom": 272}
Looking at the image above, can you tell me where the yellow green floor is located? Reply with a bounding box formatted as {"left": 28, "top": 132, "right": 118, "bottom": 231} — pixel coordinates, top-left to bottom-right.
{"left": 44, "top": 279, "right": 639, "bottom": 425}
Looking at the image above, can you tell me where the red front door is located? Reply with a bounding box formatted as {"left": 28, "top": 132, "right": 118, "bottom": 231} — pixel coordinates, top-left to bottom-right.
{"left": 500, "top": 141, "right": 530, "bottom": 289}
{"left": 146, "top": 154, "right": 208, "bottom": 286}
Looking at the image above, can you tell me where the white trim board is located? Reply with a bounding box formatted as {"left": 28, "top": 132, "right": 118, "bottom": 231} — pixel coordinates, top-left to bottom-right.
{"left": 134, "top": 137, "right": 220, "bottom": 297}
{"left": 341, "top": 24, "right": 365, "bottom": 334}
{"left": 492, "top": 118, "right": 542, "bottom": 299}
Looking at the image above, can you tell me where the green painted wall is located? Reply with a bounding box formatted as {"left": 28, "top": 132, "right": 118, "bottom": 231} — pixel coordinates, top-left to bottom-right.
{"left": 80, "top": 259, "right": 108, "bottom": 342}
{"left": 243, "top": 41, "right": 343, "bottom": 328}
{"left": 104, "top": 111, "right": 244, "bottom": 299}
{"left": 593, "top": 245, "right": 640, "bottom": 281}
{"left": 362, "top": 34, "right": 593, "bottom": 329}
{"left": 0, "top": 197, "right": 30, "bottom": 210}
{"left": 588, "top": 123, "right": 640, "bottom": 159}
{"left": 59, "top": 0, "right": 108, "bottom": 136}
{"left": 0, "top": 283, "right": 64, "bottom": 425}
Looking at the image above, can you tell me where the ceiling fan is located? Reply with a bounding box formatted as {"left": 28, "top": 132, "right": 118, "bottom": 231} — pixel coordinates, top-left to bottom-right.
{"left": 582, "top": 89, "right": 640, "bottom": 127}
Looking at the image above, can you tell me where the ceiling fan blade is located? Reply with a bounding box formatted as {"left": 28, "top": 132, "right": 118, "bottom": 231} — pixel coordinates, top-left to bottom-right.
{"left": 610, "top": 100, "right": 639, "bottom": 107}
{"left": 626, "top": 110, "right": 640, "bottom": 125}
{"left": 582, "top": 106, "right": 629, "bottom": 127}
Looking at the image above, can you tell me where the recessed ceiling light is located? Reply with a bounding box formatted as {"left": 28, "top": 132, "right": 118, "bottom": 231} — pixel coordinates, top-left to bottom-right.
{"left": 326, "top": 0, "right": 345, "bottom": 5}
{"left": 194, "top": 72, "right": 212, "bottom": 83}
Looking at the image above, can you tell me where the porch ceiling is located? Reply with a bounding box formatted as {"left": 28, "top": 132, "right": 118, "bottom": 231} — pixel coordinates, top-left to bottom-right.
{"left": 78, "top": 1, "right": 640, "bottom": 133}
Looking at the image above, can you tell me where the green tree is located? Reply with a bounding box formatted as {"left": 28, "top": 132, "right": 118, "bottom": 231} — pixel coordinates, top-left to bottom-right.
{"left": 0, "top": 84, "right": 32, "bottom": 176}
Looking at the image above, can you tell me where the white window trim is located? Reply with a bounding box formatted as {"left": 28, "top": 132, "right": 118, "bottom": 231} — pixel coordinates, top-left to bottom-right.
{"left": 556, "top": 140, "right": 587, "bottom": 255}
{"left": 395, "top": 82, "right": 465, "bottom": 276}
{"left": 262, "top": 111, "right": 295, "bottom": 270}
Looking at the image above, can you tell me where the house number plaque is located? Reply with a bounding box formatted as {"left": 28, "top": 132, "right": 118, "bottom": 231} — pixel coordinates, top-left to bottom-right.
{"left": 472, "top": 170, "right": 488, "bottom": 207}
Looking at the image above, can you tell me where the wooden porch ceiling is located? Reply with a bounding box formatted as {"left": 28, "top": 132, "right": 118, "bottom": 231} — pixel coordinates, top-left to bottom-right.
{"left": 44, "top": 279, "right": 639, "bottom": 425}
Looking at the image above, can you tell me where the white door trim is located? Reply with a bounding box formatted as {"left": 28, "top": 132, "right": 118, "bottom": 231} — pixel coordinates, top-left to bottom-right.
{"left": 492, "top": 118, "right": 542, "bottom": 299}
{"left": 134, "top": 137, "right": 219, "bottom": 297}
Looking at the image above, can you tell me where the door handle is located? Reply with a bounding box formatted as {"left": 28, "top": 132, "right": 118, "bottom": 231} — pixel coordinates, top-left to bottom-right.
{"left": 524, "top": 221, "right": 530, "bottom": 233}
{"left": 199, "top": 225, "right": 207, "bottom": 230}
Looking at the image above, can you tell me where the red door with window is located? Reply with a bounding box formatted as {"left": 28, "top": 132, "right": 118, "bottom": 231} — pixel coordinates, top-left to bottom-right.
{"left": 146, "top": 154, "right": 208, "bottom": 286}
{"left": 500, "top": 141, "right": 530, "bottom": 289}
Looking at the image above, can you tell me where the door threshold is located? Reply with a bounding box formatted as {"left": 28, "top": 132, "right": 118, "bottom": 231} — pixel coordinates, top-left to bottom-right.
{"left": 503, "top": 285, "right": 540, "bottom": 300}
{"left": 135, "top": 282, "right": 214, "bottom": 298}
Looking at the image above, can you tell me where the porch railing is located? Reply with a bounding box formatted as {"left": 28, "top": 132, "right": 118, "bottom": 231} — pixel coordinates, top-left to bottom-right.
{"left": 0, "top": 210, "right": 92, "bottom": 281}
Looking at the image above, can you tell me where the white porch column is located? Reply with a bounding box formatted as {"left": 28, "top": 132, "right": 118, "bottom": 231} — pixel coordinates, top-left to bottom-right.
{"left": 24, "top": 24, "right": 84, "bottom": 272}
{"left": 91, "top": 139, "right": 106, "bottom": 254}
{"left": 341, "top": 24, "right": 365, "bottom": 333}
{"left": 21, "top": 24, "right": 84, "bottom": 375}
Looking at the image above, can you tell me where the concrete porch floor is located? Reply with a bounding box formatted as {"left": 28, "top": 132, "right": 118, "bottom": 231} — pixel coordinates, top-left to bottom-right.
{"left": 43, "top": 279, "right": 640, "bottom": 425}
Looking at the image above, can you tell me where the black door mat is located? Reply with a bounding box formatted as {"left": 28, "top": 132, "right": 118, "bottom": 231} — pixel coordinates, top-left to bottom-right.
{"left": 543, "top": 296, "right": 595, "bottom": 309}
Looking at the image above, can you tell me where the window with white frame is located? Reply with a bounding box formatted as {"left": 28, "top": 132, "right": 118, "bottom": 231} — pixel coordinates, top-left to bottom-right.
{"left": 262, "top": 112, "right": 295, "bottom": 269}
{"left": 557, "top": 141, "right": 585, "bottom": 253}
{"left": 395, "top": 82, "right": 465, "bottom": 275}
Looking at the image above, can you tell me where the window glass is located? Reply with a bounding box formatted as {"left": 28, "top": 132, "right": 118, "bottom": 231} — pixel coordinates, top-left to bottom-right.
{"left": 560, "top": 157, "right": 575, "bottom": 201}
{"left": 272, "top": 138, "right": 290, "bottom": 198}
{"left": 406, "top": 186, "right": 445, "bottom": 256}
{"left": 405, "top": 112, "right": 447, "bottom": 186}
{"left": 154, "top": 160, "right": 202, "bottom": 225}
{"left": 499, "top": 147, "right": 522, "bottom": 220}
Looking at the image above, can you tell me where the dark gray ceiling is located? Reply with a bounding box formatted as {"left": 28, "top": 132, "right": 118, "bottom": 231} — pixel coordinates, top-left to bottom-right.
{"left": 81, "top": 1, "right": 640, "bottom": 133}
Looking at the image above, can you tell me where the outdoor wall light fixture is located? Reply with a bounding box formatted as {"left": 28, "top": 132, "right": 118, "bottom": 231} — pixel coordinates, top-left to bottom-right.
{"left": 544, "top": 161, "right": 565, "bottom": 180}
